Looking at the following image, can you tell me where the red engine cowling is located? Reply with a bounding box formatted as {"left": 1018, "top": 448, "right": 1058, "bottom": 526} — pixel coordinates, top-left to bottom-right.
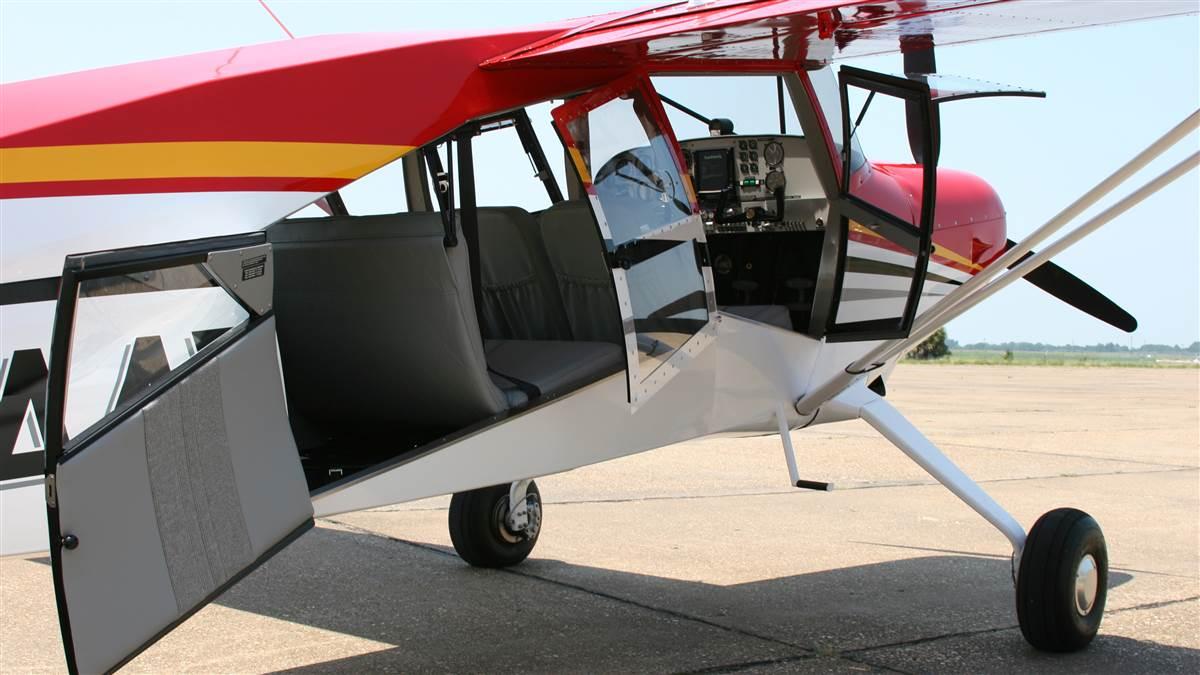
{"left": 860, "top": 162, "right": 1008, "bottom": 274}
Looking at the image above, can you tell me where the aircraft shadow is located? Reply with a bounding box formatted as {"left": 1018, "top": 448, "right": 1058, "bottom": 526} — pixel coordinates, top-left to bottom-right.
{"left": 187, "top": 526, "right": 1194, "bottom": 674}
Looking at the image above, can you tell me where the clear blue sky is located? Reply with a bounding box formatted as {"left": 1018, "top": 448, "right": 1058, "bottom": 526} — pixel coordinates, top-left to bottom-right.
{"left": 2, "top": 1, "right": 1197, "bottom": 347}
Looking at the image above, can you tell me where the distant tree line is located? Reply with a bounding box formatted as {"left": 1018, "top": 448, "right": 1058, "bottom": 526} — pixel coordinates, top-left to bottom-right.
{"left": 947, "top": 339, "right": 1200, "bottom": 354}
{"left": 907, "top": 328, "right": 951, "bottom": 360}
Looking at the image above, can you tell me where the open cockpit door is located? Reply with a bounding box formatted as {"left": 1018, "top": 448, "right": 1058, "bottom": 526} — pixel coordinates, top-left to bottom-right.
{"left": 825, "top": 67, "right": 938, "bottom": 342}
{"left": 43, "top": 234, "right": 313, "bottom": 674}
{"left": 552, "top": 74, "right": 717, "bottom": 408}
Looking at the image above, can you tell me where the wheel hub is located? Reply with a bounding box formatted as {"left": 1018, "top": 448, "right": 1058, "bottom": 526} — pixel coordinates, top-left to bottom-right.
{"left": 495, "top": 493, "right": 541, "bottom": 544}
{"left": 1074, "top": 553, "right": 1099, "bottom": 616}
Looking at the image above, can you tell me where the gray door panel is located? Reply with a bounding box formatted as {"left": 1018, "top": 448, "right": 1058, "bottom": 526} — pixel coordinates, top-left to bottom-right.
{"left": 55, "top": 317, "right": 312, "bottom": 674}
{"left": 57, "top": 414, "right": 179, "bottom": 675}
{"left": 219, "top": 319, "right": 312, "bottom": 554}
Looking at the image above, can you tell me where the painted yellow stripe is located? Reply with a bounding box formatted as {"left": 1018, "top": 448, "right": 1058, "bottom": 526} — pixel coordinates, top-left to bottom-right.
{"left": 932, "top": 243, "right": 983, "bottom": 272}
{"left": 567, "top": 146, "right": 592, "bottom": 185}
{"left": 851, "top": 221, "right": 983, "bottom": 272}
{"left": 0, "top": 141, "right": 414, "bottom": 184}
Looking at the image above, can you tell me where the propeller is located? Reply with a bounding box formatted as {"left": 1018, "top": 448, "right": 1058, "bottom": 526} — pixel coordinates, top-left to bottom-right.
{"left": 1005, "top": 239, "right": 1138, "bottom": 333}
{"left": 902, "top": 36, "right": 937, "bottom": 165}
{"left": 901, "top": 37, "right": 1134, "bottom": 332}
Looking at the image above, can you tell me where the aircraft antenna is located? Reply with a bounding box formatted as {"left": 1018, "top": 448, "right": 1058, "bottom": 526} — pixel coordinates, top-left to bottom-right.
{"left": 257, "top": 0, "right": 296, "bottom": 40}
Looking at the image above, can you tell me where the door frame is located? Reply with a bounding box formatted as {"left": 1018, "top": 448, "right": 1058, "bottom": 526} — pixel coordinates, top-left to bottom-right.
{"left": 824, "top": 66, "right": 939, "bottom": 342}
{"left": 43, "top": 231, "right": 292, "bottom": 673}
{"left": 551, "top": 71, "right": 718, "bottom": 408}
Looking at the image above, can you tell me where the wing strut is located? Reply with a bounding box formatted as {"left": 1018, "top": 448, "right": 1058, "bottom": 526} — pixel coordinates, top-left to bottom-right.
{"left": 797, "top": 109, "right": 1200, "bottom": 416}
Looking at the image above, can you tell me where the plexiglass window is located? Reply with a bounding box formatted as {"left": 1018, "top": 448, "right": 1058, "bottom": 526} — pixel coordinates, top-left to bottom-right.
{"left": 835, "top": 220, "right": 922, "bottom": 324}
{"left": 64, "top": 264, "right": 248, "bottom": 441}
{"left": 842, "top": 80, "right": 925, "bottom": 227}
{"left": 564, "top": 89, "right": 694, "bottom": 248}
{"left": 625, "top": 240, "right": 709, "bottom": 375}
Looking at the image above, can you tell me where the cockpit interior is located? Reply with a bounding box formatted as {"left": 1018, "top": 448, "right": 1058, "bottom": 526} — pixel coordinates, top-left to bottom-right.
{"left": 267, "top": 73, "right": 832, "bottom": 492}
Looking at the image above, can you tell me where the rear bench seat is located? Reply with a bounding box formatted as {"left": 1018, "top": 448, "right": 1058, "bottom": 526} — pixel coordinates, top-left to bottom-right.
{"left": 476, "top": 206, "right": 572, "bottom": 341}
{"left": 268, "top": 210, "right": 622, "bottom": 433}
{"left": 535, "top": 200, "right": 624, "bottom": 345}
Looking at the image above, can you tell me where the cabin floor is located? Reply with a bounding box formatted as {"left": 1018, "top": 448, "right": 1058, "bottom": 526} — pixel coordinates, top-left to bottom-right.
{"left": 2, "top": 365, "right": 1196, "bottom": 672}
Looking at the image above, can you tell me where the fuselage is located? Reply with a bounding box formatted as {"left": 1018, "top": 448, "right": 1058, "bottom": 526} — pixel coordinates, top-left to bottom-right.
{"left": 0, "top": 18, "right": 1010, "bottom": 556}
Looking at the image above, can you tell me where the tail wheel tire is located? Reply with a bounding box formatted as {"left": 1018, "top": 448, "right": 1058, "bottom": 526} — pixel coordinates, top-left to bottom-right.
{"left": 449, "top": 482, "right": 541, "bottom": 568}
{"left": 1016, "top": 507, "right": 1108, "bottom": 652}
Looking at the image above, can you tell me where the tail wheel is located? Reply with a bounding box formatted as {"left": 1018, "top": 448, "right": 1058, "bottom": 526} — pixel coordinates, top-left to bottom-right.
{"left": 448, "top": 481, "right": 541, "bottom": 568}
{"left": 1016, "top": 507, "right": 1108, "bottom": 652}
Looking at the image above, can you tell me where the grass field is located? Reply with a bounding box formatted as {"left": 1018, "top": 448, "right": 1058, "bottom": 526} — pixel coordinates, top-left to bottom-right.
{"left": 905, "top": 348, "right": 1200, "bottom": 367}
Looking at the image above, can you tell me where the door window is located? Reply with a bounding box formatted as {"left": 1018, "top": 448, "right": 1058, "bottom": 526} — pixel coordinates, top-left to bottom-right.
{"left": 64, "top": 264, "right": 250, "bottom": 441}
{"left": 561, "top": 84, "right": 696, "bottom": 248}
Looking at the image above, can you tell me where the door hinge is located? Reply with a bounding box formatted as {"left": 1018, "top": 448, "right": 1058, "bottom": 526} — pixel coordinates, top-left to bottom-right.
{"left": 45, "top": 474, "right": 57, "bottom": 508}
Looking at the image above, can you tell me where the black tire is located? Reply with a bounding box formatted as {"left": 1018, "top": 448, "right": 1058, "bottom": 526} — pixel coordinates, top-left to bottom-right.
{"left": 1016, "top": 507, "right": 1108, "bottom": 652}
{"left": 448, "top": 482, "right": 541, "bottom": 568}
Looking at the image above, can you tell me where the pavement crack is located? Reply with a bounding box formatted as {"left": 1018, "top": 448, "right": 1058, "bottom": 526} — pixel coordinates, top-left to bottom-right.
{"left": 670, "top": 653, "right": 814, "bottom": 675}
{"left": 848, "top": 541, "right": 1198, "bottom": 580}
{"left": 931, "top": 442, "right": 1198, "bottom": 470}
{"left": 671, "top": 652, "right": 909, "bottom": 675}
{"left": 1108, "top": 594, "right": 1199, "bottom": 614}
{"left": 844, "top": 623, "right": 1017, "bottom": 657}
{"left": 841, "top": 594, "right": 1200, "bottom": 659}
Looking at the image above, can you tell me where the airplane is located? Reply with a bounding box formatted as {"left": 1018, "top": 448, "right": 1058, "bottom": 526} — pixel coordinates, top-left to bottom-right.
{"left": 0, "top": 0, "right": 1197, "bottom": 671}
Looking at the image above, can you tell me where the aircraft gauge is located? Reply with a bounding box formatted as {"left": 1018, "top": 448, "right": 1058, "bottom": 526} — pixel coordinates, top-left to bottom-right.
{"left": 763, "top": 141, "right": 784, "bottom": 167}
{"left": 765, "top": 170, "right": 786, "bottom": 192}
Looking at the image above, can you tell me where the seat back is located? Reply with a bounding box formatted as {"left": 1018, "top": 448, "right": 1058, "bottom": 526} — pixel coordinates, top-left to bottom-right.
{"left": 476, "top": 206, "right": 572, "bottom": 341}
{"left": 537, "top": 201, "right": 624, "bottom": 344}
{"left": 267, "top": 212, "right": 509, "bottom": 429}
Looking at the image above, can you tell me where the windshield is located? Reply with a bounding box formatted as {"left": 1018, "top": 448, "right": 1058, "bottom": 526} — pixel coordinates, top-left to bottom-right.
{"left": 652, "top": 75, "right": 805, "bottom": 140}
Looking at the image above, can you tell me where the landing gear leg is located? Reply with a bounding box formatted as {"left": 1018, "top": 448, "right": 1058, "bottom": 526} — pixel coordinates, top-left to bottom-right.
{"left": 448, "top": 480, "right": 542, "bottom": 568}
{"left": 840, "top": 387, "right": 1108, "bottom": 652}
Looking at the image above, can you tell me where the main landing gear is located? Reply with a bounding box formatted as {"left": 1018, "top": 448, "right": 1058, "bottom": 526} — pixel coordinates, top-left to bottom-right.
{"left": 449, "top": 479, "right": 542, "bottom": 568}
{"left": 817, "top": 385, "right": 1109, "bottom": 652}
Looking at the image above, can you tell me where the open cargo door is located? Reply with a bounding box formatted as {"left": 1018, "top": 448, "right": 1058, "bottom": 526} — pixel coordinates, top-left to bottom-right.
{"left": 43, "top": 233, "right": 313, "bottom": 674}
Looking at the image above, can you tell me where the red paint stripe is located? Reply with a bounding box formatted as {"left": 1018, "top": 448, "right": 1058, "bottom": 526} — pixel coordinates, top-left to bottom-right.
{"left": 0, "top": 176, "right": 349, "bottom": 199}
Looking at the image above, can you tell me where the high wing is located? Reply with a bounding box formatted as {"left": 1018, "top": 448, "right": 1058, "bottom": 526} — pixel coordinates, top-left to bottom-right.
{"left": 484, "top": 0, "right": 1195, "bottom": 69}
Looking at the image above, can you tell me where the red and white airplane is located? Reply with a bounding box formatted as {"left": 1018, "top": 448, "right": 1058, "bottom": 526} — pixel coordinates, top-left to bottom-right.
{"left": 1, "top": 1, "right": 1196, "bottom": 672}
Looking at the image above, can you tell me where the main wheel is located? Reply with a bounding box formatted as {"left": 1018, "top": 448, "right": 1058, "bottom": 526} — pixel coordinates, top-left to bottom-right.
{"left": 448, "top": 482, "right": 542, "bottom": 568}
{"left": 1016, "top": 507, "right": 1108, "bottom": 652}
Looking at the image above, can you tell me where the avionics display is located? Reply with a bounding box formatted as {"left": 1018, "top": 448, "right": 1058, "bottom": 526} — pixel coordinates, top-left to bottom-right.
{"left": 693, "top": 148, "right": 733, "bottom": 193}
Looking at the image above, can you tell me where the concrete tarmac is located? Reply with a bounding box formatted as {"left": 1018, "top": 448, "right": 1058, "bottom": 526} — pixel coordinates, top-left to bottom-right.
{"left": 2, "top": 365, "right": 1197, "bottom": 673}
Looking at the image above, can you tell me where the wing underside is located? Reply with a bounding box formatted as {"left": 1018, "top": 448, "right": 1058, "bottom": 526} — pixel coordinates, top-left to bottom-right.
{"left": 485, "top": 0, "right": 1196, "bottom": 69}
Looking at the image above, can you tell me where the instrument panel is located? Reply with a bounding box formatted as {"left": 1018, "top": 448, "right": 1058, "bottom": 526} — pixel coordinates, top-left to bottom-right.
{"left": 680, "top": 134, "right": 829, "bottom": 234}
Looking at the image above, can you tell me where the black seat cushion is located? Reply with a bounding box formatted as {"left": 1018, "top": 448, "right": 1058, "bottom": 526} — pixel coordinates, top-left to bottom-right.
{"left": 484, "top": 340, "right": 624, "bottom": 398}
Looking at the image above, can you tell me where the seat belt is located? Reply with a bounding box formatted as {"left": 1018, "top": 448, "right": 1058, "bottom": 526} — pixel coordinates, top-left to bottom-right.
{"left": 455, "top": 129, "right": 486, "bottom": 325}
{"left": 487, "top": 366, "right": 541, "bottom": 400}
{"left": 454, "top": 127, "right": 541, "bottom": 402}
